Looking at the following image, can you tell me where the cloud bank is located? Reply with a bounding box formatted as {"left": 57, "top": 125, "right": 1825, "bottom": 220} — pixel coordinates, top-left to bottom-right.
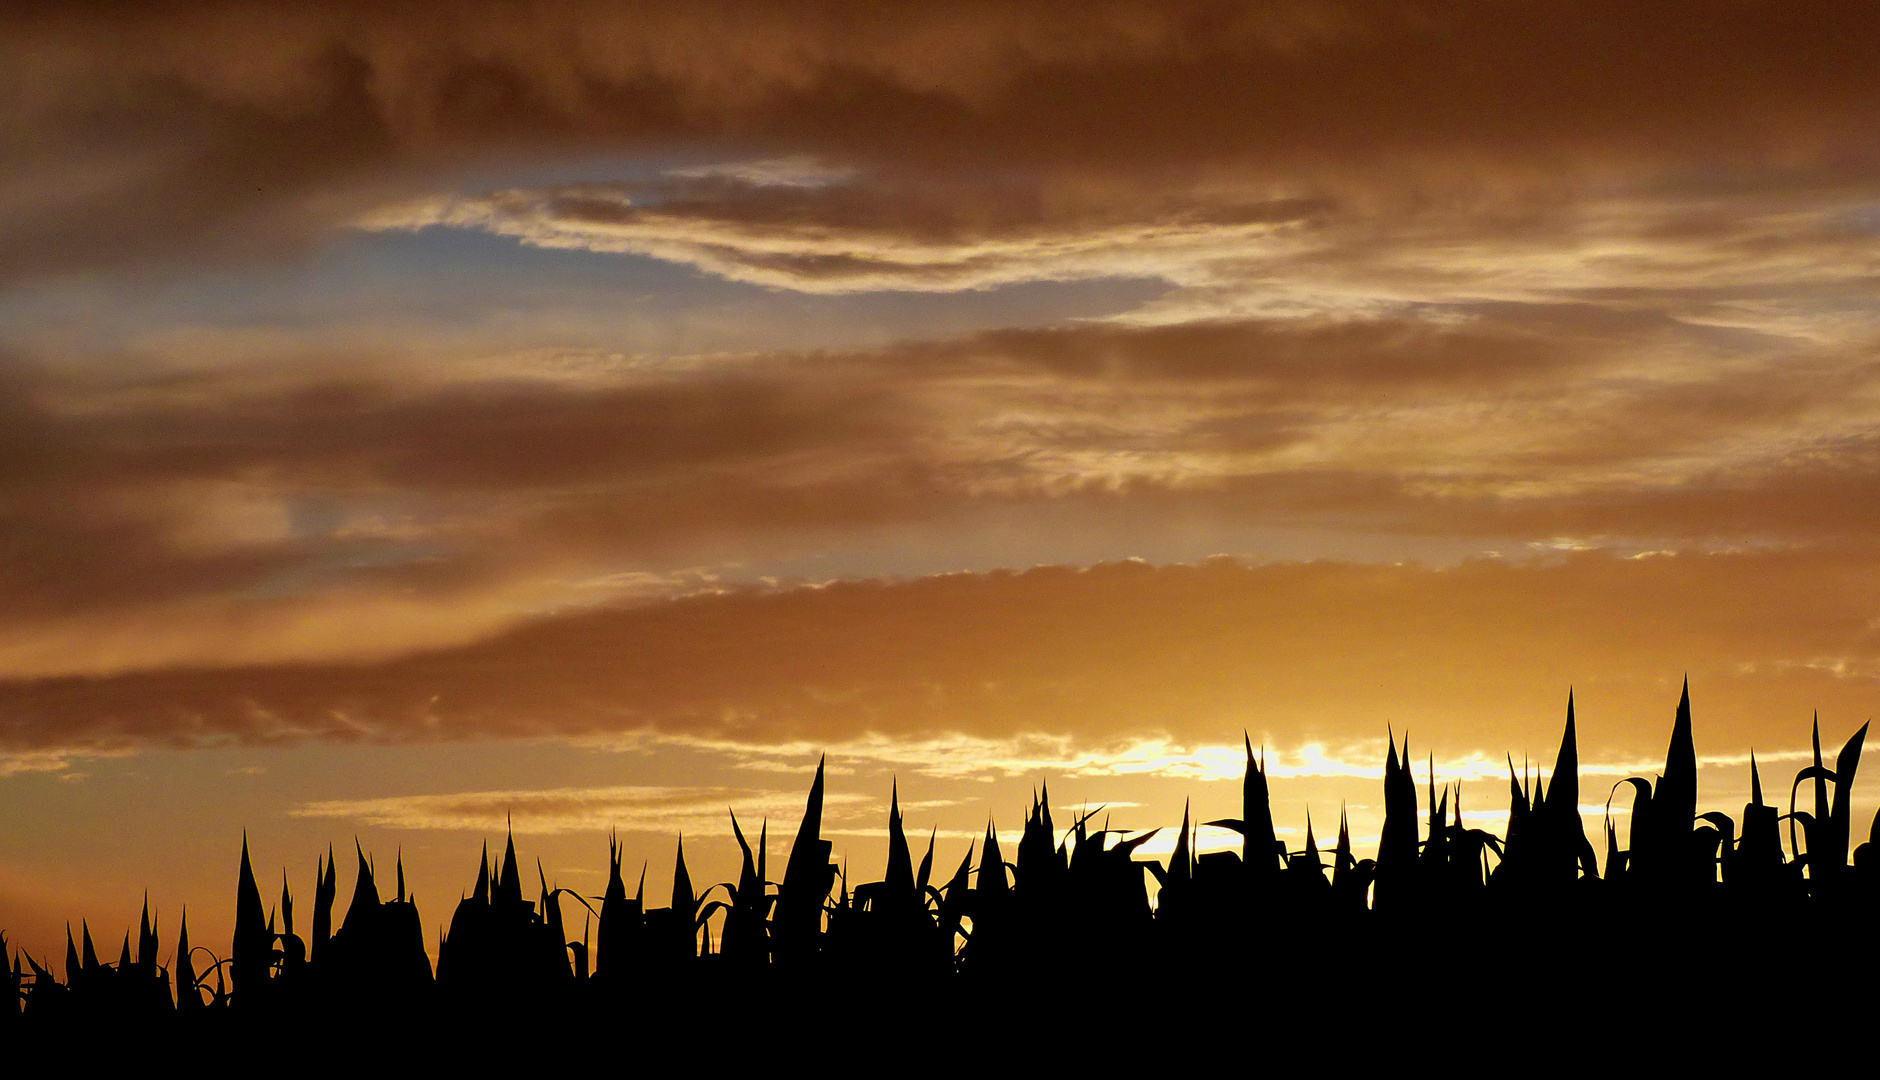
{"left": 5, "top": 551, "right": 1879, "bottom": 764}
{"left": 4, "top": 301, "right": 1880, "bottom": 679}
{"left": 11, "top": 1, "right": 1880, "bottom": 287}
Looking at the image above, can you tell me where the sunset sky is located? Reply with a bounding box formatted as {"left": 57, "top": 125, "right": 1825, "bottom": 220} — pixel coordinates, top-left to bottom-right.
{"left": 5, "top": 1, "right": 1880, "bottom": 964}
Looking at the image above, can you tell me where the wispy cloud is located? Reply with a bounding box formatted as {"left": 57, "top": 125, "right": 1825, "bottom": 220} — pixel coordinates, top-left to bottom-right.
{"left": 0, "top": 746, "right": 135, "bottom": 778}
{"left": 595, "top": 729, "right": 1856, "bottom": 791}
{"left": 361, "top": 181, "right": 1317, "bottom": 294}
{"left": 362, "top": 170, "right": 1880, "bottom": 342}
{"left": 291, "top": 784, "right": 870, "bottom": 835}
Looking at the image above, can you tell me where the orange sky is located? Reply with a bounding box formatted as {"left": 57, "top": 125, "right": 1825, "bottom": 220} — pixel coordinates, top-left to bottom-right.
{"left": 4, "top": 1, "right": 1880, "bottom": 967}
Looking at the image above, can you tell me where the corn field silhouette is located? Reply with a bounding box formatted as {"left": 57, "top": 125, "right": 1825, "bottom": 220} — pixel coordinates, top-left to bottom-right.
{"left": 6, "top": 681, "right": 1877, "bottom": 1059}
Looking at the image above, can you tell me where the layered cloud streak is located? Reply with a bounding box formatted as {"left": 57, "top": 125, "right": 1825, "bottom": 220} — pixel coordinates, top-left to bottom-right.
{"left": 6, "top": 551, "right": 1880, "bottom": 767}
{"left": 6, "top": 302, "right": 1880, "bottom": 680}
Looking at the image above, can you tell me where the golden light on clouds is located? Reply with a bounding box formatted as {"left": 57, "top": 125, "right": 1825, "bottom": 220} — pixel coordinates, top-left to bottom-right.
{"left": 291, "top": 784, "right": 874, "bottom": 835}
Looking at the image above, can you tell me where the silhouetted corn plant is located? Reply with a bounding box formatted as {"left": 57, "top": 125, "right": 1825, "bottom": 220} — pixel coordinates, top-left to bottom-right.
{"left": 1787, "top": 716, "right": 1869, "bottom": 899}
{"left": 10, "top": 680, "right": 1879, "bottom": 1036}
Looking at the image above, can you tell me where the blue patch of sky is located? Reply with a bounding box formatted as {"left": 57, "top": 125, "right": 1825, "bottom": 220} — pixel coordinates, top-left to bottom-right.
{"left": 223, "top": 496, "right": 447, "bottom": 601}
{"left": 1, "top": 147, "right": 1175, "bottom": 359}
{"left": 1833, "top": 204, "right": 1880, "bottom": 236}
{"left": 0, "top": 225, "right": 1170, "bottom": 360}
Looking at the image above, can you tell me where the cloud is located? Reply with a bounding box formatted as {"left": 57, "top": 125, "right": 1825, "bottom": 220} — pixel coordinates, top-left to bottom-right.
{"left": 12, "top": 9, "right": 1880, "bottom": 678}
{"left": 0, "top": 748, "right": 106, "bottom": 778}
{"left": 11, "top": 2, "right": 1880, "bottom": 285}
{"left": 6, "top": 303, "right": 1880, "bottom": 678}
{"left": 291, "top": 783, "right": 869, "bottom": 835}
{"left": 358, "top": 165, "right": 1880, "bottom": 329}
{"left": 361, "top": 178, "right": 1327, "bottom": 294}
{"left": 6, "top": 550, "right": 1880, "bottom": 764}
